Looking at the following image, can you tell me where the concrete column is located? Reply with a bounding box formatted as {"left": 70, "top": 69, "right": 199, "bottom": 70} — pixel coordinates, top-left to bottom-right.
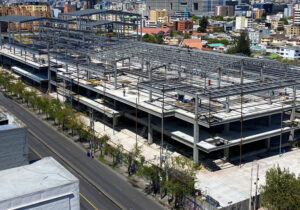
{"left": 38, "top": 20, "right": 41, "bottom": 40}
{"left": 147, "top": 62, "right": 152, "bottom": 101}
{"left": 266, "top": 138, "right": 271, "bottom": 151}
{"left": 240, "top": 64, "right": 244, "bottom": 85}
{"left": 178, "top": 70, "right": 181, "bottom": 80}
{"left": 19, "top": 23, "right": 22, "bottom": 56}
{"left": 290, "top": 85, "right": 296, "bottom": 121}
{"left": 224, "top": 123, "right": 230, "bottom": 133}
{"left": 86, "top": 57, "right": 91, "bottom": 80}
{"left": 289, "top": 129, "right": 295, "bottom": 142}
{"left": 260, "top": 65, "right": 264, "bottom": 81}
{"left": 165, "top": 65, "right": 167, "bottom": 80}
{"left": 193, "top": 94, "right": 199, "bottom": 163}
{"left": 128, "top": 58, "right": 131, "bottom": 71}
{"left": 114, "top": 62, "right": 117, "bottom": 89}
{"left": 268, "top": 115, "right": 272, "bottom": 126}
{"left": 289, "top": 85, "right": 296, "bottom": 142}
{"left": 19, "top": 23, "right": 22, "bottom": 44}
{"left": 47, "top": 44, "right": 51, "bottom": 93}
{"left": 268, "top": 90, "right": 272, "bottom": 105}
{"left": 223, "top": 147, "right": 229, "bottom": 161}
{"left": 140, "top": 17, "right": 143, "bottom": 41}
{"left": 8, "top": 22, "right": 11, "bottom": 53}
{"left": 148, "top": 113, "right": 153, "bottom": 144}
{"left": 141, "top": 59, "right": 144, "bottom": 71}
{"left": 113, "top": 115, "right": 118, "bottom": 134}
{"left": 226, "top": 96, "right": 230, "bottom": 113}
{"left": 218, "top": 68, "right": 221, "bottom": 88}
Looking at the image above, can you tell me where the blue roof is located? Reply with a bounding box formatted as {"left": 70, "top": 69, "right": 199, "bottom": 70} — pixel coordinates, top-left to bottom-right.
{"left": 208, "top": 43, "right": 224, "bottom": 47}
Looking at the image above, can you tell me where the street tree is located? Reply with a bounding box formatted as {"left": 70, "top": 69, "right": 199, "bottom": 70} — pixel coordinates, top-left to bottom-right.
{"left": 260, "top": 166, "right": 300, "bottom": 210}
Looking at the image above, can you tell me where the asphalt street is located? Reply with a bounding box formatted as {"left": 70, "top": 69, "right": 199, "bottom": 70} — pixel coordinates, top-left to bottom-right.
{"left": 0, "top": 93, "right": 164, "bottom": 210}
{"left": 28, "top": 133, "right": 118, "bottom": 210}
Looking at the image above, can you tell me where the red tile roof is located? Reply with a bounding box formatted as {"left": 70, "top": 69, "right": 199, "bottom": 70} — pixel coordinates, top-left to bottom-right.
{"left": 183, "top": 39, "right": 212, "bottom": 51}
{"left": 137, "top": 27, "right": 170, "bottom": 35}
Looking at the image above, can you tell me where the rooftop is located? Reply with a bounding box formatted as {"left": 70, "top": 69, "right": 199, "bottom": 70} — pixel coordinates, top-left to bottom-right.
{"left": 0, "top": 157, "right": 78, "bottom": 203}
{"left": 196, "top": 149, "right": 300, "bottom": 207}
{"left": 0, "top": 105, "right": 25, "bottom": 131}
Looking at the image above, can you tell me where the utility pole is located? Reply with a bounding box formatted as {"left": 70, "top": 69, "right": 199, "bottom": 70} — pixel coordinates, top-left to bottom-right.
{"left": 103, "top": 78, "right": 106, "bottom": 131}
{"left": 240, "top": 87, "right": 243, "bottom": 167}
{"left": 249, "top": 163, "right": 253, "bottom": 210}
{"left": 280, "top": 101, "right": 283, "bottom": 156}
{"left": 160, "top": 85, "right": 165, "bottom": 169}
{"left": 254, "top": 164, "right": 260, "bottom": 210}
{"left": 89, "top": 108, "right": 95, "bottom": 153}
{"left": 135, "top": 97, "right": 138, "bottom": 149}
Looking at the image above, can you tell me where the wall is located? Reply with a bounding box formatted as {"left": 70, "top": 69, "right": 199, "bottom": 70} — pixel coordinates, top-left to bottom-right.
{"left": 0, "top": 127, "right": 28, "bottom": 170}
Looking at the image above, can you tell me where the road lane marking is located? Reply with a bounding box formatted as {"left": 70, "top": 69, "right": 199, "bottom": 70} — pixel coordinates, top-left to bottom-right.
{"left": 29, "top": 146, "right": 42, "bottom": 159}
{"left": 28, "top": 129, "right": 125, "bottom": 210}
{"left": 80, "top": 193, "right": 99, "bottom": 210}
{"left": 29, "top": 146, "right": 99, "bottom": 210}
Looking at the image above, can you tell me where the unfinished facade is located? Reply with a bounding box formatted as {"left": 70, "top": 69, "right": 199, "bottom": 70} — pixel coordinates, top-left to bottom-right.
{"left": 0, "top": 11, "right": 299, "bottom": 166}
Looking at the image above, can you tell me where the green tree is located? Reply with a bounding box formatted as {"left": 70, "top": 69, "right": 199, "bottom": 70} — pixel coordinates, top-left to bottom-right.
{"left": 155, "top": 34, "right": 164, "bottom": 44}
{"left": 227, "top": 33, "right": 251, "bottom": 56}
{"left": 184, "top": 33, "right": 191, "bottom": 39}
{"left": 191, "top": 15, "right": 201, "bottom": 22}
{"left": 197, "top": 26, "right": 206, "bottom": 33}
{"left": 169, "top": 30, "right": 174, "bottom": 37}
{"left": 199, "top": 16, "right": 208, "bottom": 29}
{"left": 280, "top": 18, "right": 288, "bottom": 25}
{"left": 260, "top": 166, "right": 300, "bottom": 210}
{"left": 277, "top": 26, "right": 284, "bottom": 31}
{"left": 142, "top": 34, "right": 156, "bottom": 43}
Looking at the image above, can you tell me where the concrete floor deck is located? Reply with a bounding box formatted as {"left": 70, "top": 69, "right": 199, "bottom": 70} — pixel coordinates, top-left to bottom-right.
{"left": 196, "top": 148, "right": 300, "bottom": 207}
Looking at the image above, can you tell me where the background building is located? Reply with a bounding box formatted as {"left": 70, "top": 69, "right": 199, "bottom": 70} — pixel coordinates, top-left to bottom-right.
{"left": 145, "top": 0, "right": 224, "bottom": 16}
{"left": 150, "top": 9, "right": 168, "bottom": 23}
{"left": 286, "top": 25, "right": 300, "bottom": 36}
{"left": 293, "top": 4, "right": 300, "bottom": 25}
{"left": 278, "top": 46, "right": 300, "bottom": 59}
{"left": 236, "top": 16, "right": 248, "bottom": 29}
{"left": 0, "top": 106, "right": 28, "bottom": 170}
{"left": 0, "top": 157, "right": 80, "bottom": 210}
{"left": 215, "top": 5, "right": 234, "bottom": 16}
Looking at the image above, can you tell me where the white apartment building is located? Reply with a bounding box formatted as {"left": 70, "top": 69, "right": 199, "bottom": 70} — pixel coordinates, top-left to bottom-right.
{"left": 278, "top": 46, "right": 300, "bottom": 60}
{"left": 235, "top": 16, "right": 248, "bottom": 30}
{"left": 248, "top": 30, "right": 262, "bottom": 44}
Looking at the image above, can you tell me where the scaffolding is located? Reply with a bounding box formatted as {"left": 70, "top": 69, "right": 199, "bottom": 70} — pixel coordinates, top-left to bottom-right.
{"left": 0, "top": 13, "right": 299, "bottom": 163}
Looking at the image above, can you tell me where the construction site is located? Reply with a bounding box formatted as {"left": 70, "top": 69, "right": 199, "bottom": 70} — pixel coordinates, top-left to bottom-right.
{"left": 0, "top": 11, "right": 300, "bottom": 169}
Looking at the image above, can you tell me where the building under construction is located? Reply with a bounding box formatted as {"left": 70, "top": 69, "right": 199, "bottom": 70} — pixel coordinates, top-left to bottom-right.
{"left": 0, "top": 11, "right": 299, "bottom": 166}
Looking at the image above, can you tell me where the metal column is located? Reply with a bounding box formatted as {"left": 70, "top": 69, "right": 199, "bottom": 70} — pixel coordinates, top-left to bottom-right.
{"left": 289, "top": 85, "right": 296, "bottom": 141}
{"left": 193, "top": 94, "right": 199, "bottom": 163}
{"left": 240, "top": 64, "right": 244, "bottom": 85}
{"left": 147, "top": 62, "right": 152, "bottom": 101}
{"left": 114, "top": 62, "right": 117, "bottom": 89}
{"left": 218, "top": 68, "right": 221, "bottom": 88}
{"left": 148, "top": 113, "right": 153, "bottom": 144}
{"left": 47, "top": 44, "right": 51, "bottom": 93}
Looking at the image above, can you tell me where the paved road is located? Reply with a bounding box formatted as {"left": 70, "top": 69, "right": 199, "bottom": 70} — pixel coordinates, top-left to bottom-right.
{"left": 28, "top": 134, "right": 119, "bottom": 210}
{"left": 0, "top": 93, "right": 164, "bottom": 210}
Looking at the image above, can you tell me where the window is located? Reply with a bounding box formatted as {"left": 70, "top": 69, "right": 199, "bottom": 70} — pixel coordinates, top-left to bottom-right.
{"left": 194, "top": 3, "right": 198, "bottom": 10}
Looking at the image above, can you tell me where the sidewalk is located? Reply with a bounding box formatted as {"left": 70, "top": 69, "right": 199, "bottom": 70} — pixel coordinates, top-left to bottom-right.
{"left": 50, "top": 93, "right": 181, "bottom": 165}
